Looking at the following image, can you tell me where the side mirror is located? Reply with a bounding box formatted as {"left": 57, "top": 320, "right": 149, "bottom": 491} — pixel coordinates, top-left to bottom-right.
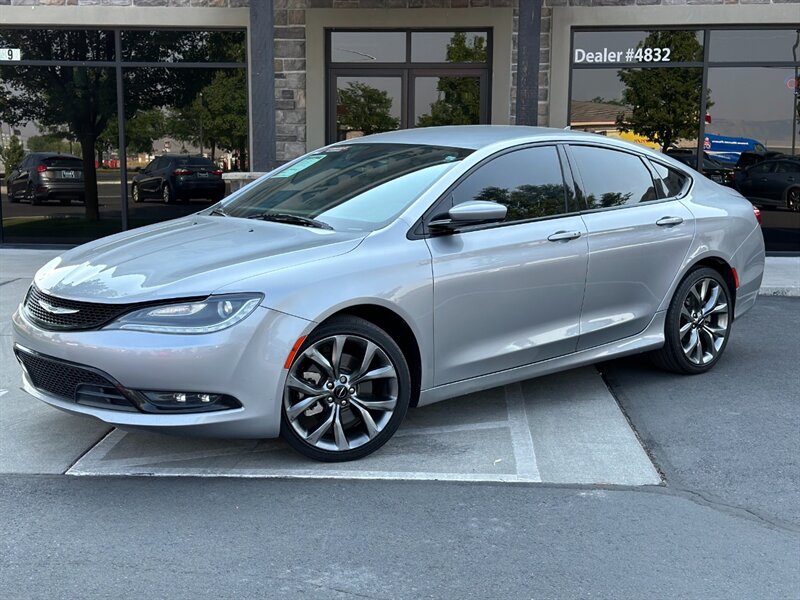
{"left": 429, "top": 200, "right": 507, "bottom": 232}
{"left": 135, "top": 166, "right": 142, "bottom": 173}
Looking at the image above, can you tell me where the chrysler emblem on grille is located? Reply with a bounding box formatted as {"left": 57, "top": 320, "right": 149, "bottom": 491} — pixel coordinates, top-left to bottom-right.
{"left": 37, "top": 299, "right": 79, "bottom": 315}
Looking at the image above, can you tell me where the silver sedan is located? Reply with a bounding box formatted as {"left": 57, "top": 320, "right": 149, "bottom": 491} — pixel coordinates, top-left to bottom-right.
{"left": 12, "top": 126, "right": 765, "bottom": 461}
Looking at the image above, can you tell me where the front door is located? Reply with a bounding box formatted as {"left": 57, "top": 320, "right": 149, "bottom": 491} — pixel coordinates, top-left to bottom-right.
{"left": 425, "top": 145, "right": 589, "bottom": 386}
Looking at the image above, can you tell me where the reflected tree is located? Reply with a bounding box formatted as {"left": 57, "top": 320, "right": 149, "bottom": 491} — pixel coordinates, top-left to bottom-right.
{"left": 615, "top": 31, "right": 710, "bottom": 152}
{"left": 0, "top": 135, "right": 24, "bottom": 171}
{"left": 474, "top": 183, "right": 566, "bottom": 221}
{"left": 337, "top": 82, "right": 400, "bottom": 136}
{"left": 417, "top": 33, "right": 486, "bottom": 127}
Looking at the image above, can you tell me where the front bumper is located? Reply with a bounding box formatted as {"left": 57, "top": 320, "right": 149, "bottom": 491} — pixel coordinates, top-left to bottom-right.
{"left": 12, "top": 304, "right": 312, "bottom": 438}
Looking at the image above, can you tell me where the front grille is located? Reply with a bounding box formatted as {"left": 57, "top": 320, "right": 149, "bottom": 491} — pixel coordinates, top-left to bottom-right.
{"left": 15, "top": 347, "right": 136, "bottom": 411}
{"left": 23, "top": 286, "right": 136, "bottom": 331}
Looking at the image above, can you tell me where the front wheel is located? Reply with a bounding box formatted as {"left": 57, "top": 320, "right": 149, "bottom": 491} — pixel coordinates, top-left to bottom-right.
{"left": 281, "top": 316, "right": 411, "bottom": 462}
{"left": 651, "top": 267, "right": 732, "bottom": 374}
{"left": 7, "top": 186, "right": 18, "bottom": 203}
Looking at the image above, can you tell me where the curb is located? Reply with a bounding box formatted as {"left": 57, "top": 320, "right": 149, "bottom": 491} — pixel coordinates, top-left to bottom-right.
{"left": 758, "top": 287, "right": 800, "bottom": 298}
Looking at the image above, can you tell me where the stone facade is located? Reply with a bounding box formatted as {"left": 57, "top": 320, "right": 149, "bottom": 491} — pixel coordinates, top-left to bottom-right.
{"left": 5, "top": 0, "right": 797, "bottom": 161}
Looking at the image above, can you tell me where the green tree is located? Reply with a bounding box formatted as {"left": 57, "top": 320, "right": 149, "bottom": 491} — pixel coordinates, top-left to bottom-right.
{"left": 337, "top": 82, "right": 400, "bottom": 137}
{"left": 615, "top": 31, "right": 710, "bottom": 152}
{"left": 417, "top": 33, "right": 487, "bottom": 127}
{"left": 0, "top": 135, "right": 24, "bottom": 172}
{"left": 26, "top": 133, "right": 80, "bottom": 155}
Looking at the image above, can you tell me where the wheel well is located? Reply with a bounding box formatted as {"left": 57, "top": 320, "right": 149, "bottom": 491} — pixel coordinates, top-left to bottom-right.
{"left": 324, "top": 305, "right": 422, "bottom": 407}
{"left": 691, "top": 257, "right": 737, "bottom": 317}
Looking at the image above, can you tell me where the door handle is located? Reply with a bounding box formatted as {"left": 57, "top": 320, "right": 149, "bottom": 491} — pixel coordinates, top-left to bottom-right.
{"left": 656, "top": 216, "right": 684, "bottom": 227}
{"left": 547, "top": 230, "right": 582, "bottom": 242}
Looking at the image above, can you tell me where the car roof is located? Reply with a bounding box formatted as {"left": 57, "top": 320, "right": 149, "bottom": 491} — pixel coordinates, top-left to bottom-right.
{"left": 342, "top": 125, "right": 620, "bottom": 151}
{"left": 160, "top": 154, "right": 209, "bottom": 159}
{"left": 27, "top": 152, "right": 81, "bottom": 159}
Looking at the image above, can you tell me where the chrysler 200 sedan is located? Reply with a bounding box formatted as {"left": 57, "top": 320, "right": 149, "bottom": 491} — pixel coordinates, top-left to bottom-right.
{"left": 13, "top": 126, "right": 765, "bottom": 461}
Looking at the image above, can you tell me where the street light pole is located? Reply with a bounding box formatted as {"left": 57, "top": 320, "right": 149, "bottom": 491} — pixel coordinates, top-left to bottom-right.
{"left": 199, "top": 92, "right": 204, "bottom": 157}
{"left": 792, "top": 29, "right": 798, "bottom": 157}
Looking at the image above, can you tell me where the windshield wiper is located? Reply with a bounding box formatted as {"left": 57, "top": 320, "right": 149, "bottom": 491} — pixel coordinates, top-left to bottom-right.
{"left": 210, "top": 206, "right": 228, "bottom": 217}
{"left": 247, "top": 211, "right": 333, "bottom": 230}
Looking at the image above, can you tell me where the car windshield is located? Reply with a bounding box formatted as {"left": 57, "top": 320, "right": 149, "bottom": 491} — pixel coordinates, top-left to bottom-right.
{"left": 217, "top": 143, "right": 472, "bottom": 232}
{"left": 42, "top": 156, "right": 81, "bottom": 168}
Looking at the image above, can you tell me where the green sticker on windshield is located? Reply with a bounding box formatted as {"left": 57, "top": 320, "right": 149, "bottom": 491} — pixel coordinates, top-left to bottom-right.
{"left": 273, "top": 155, "right": 326, "bottom": 178}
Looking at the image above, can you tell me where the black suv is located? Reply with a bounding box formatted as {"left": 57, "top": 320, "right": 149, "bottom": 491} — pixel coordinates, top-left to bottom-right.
{"left": 131, "top": 155, "right": 225, "bottom": 204}
{"left": 6, "top": 153, "right": 85, "bottom": 205}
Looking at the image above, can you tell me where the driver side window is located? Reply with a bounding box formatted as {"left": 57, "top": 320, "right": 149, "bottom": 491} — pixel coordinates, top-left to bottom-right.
{"left": 451, "top": 146, "right": 569, "bottom": 223}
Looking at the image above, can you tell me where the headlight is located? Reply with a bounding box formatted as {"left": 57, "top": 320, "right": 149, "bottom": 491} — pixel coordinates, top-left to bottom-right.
{"left": 106, "top": 294, "right": 263, "bottom": 334}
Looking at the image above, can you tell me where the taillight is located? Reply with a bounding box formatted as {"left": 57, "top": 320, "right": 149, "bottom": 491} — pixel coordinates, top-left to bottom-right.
{"left": 173, "top": 168, "right": 193, "bottom": 176}
{"left": 36, "top": 164, "right": 47, "bottom": 173}
{"left": 753, "top": 206, "right": 762, "bottom": 225}
{"left": 211, "top": 169, "right": 222, "bottom": 176}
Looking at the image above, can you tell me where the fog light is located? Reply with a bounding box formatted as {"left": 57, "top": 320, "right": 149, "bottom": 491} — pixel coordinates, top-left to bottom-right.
{"left": 140, "top": 391, "right": 241, "bottom": 412}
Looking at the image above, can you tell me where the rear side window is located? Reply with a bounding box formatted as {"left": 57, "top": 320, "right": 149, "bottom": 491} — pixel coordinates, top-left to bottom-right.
{"left": 750, "top": 162, "right": 775, "bottom": 174}
{"left": 650, "top": 162, "right": 689, "bottom": 198}
{"left": 42, "top": 157, "right": 82, "bottom": 168}
{"left": 451, "top": 146, "right": 568, "bottom": 223}
{"left": 570, "top": 146, "right": 658, "bottom": 209}
{"left": 776, "top": 161, "right": 800, "bottom": 174}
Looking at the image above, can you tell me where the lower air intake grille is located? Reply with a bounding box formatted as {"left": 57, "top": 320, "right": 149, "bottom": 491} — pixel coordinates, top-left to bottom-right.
{"left": 15, "top": 347, "right": 136, "bottom": 411}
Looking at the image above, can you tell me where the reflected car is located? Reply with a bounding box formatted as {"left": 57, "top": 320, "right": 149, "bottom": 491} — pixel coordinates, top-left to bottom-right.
{"left": 13, "top": 126, "right": 765, "bottom": 462}
{"left": 6, "top": 153, "right": 85, "bottom": 205}
{"left": 131, "top": 154, "right": 225, "bottom": 204}
{"left": 735, "top": 158, "right": 800, "bottom": 212}
{"left": 665, "top": 150, "right": 736, "bottom": 187}
{"left": 734, "top": 150, "right": 786, "bottom": 172}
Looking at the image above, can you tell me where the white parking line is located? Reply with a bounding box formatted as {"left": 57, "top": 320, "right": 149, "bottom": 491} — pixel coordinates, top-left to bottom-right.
{"left": 504, "top": 382, "right": 541, "bottom": 481}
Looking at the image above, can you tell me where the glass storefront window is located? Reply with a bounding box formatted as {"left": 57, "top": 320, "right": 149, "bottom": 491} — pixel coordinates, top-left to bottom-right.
{"left": 121, "top": 30, "right": 246, "bottom": 63}
{"left": 1, "top": 66, "right": 119, "bottom": 244}
{"left": 334, "top": 76, "right": 402, "bottom": 141}
{"left": 709, "top": 29, "right": 800, "bottom": 63}
{"left": 0, "top": 28, "right": 115, "bottom": 62}
{"left": 411, "top": 31, "right": 489, "bottom": 63}
{"left": 330, "top": 32, "right": 407, "bottom": 63}
{"left": 414, "top": 75, "right": 484, "bottom": 127}
{"left": 572, "top": 30, "right": 703, "bottom": 65}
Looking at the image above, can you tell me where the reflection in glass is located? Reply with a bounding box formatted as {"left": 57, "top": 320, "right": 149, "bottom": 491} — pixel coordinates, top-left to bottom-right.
{"left": 330, "top": 32, "right": 406, "bottom": 63}
{"left": 1, "top": 66, "right": 118, "bottom": 244}
{"left": 706, "top": 66, "right": 799, "bottom": 252}
{"left": 335, "top": 77, "right": 401, "bottom": 141}
{"left": 0, "top": 28, "right": 115, "bottom": 62}
{"left": 709, "top": 29, "right": 800, "bottom": 63}
{"left": 571, "top": 146, "right": 658, "bottom": 209}
{"left": 572, "top": 29, "right": 703, "bottom": 64}
{"left": 570, "top": 64, "right": 703, "bottom": 152}
{"left": 121, "top": 30, "right": 246, "bottom": 63}
{"left": 411, "top": 31, "right": 488, "bottom": 63}
{"left": 415, "top": 76, "right": 482, "bottom": 127}
{"left": 123, "top": 67, "right": 249, "bottom": 228}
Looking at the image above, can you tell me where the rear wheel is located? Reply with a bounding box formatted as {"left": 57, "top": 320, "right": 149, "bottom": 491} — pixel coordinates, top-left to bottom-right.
{"left": 162, "top": 184, "right": 173, "bottom": 204}
{"left": 281, "top": 316, "right": 411, "bottom": 462}
{"left": 132, "top": 184, "right": 142, "bottom": 203}
{"left": 28, "top": 184, "right": 41, "bottom": 206}
{"left": 7, "top": 185, "right": 18, "bottom": 203}
{"left": 652, "top": 267, "right": 732, "bottom": 374}
{"left": 787, "top": 187, "right": 800, "bottom": 212}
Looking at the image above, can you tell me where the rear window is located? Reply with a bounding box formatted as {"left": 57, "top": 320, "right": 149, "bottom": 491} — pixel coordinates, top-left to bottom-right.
{"left": 42, "top": 157, "right": 82, "bottom": 168}
{"left": 651, "top": 162, "right": 689, "bottom": 198}
{"left": 175, "top": 157, "right": 214, "bottom": 168}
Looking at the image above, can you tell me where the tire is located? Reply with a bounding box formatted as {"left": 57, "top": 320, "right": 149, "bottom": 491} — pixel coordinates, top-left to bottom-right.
{"left": 162, "top": 184, "right": 173, "bottom": 204}
{"left": 7, "top": 186, "right": 18, "bottom": 203}
{"left": 787, "top": 187, "right": 800, "bottom": 213}
{"left": 132, "top": 184, "right": 142, "bottom": 203}
{"left": 29, "top": 184, "right": 41, "bottom": 206}
{"left": 280, "top": 316, "right": 412, "bottom": 462}
{"left": 651, "top": 267, "right": 732, "bottom": 375}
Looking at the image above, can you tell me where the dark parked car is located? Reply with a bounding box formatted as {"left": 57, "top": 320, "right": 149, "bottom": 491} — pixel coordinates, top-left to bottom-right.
{"left": 665, "top": 150, "right": 736, "bottom": 187}
{"left": 734, "top": 150, "right": 786, "bottom": 172}
{"left": 735, "top": 157, "right": 800, "bottom": 211}
{"left": 132, "top": 155, "right": 225, "bottom": 204}
{"left": 6, "top": 153, "right": 85, "bottom": 205}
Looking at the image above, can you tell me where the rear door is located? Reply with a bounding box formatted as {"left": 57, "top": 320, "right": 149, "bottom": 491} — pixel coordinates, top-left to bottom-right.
{"left": 425, "top": 144, "right": 589, "bottom": 385}
{"left": 739, "top": 161, "right": 779, "bottom": 206}
{"left": 566, "top": 145, "right": 695, "bottom": 350}
{"left": 140, "top": 157, "right": 164, "bottom": 194}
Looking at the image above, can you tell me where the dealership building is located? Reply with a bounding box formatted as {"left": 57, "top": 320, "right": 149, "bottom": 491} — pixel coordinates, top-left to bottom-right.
{"left": 0, "top": 0, "right": 798, "bottom": 251}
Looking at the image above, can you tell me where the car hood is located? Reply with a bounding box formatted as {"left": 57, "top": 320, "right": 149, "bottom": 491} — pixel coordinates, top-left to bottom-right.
{"left": 34, "top": 216, "right": 366, "bottom": 303}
